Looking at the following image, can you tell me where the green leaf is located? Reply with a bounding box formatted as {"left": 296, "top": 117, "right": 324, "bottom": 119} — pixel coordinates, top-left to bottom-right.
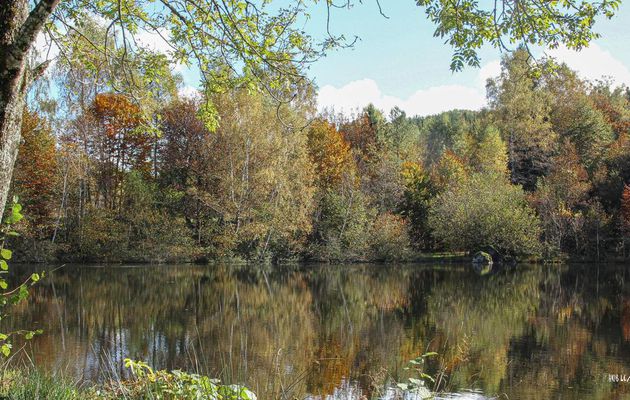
{"left": 24, "top": 330, "right": 42, "bottom": 340}
{"left": 30, "top": 273, "right": 40, "bottom": 283}
{"left": 1, "top": 249, "right": 12, "bottom": 260}
{"left": 409, "top": 378, "right": 424, "bottom": 386}
{"left": 0, "top": 260, "right": 7, "bottom": 271}
{"left": 15, "top": 285, "right": 29, "bottom": 302}
{"left": 1, "top": 343, "right": 11, "bottom": 357}
{"left": 0, "top": 280, "right": 7, "bottom": 290}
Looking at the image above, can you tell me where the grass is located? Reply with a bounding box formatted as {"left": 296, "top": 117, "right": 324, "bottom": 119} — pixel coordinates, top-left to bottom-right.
{"left": 0, "top": 370, "right": 89, "bottom": 400}
{"left": 0, "top": 364, "right": 256, "bottom": 400}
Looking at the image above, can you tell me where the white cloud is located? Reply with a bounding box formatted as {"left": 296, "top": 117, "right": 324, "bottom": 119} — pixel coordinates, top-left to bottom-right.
{"left": 178, "top": 85, "right": 200, "bottom": 98}
{"left": 135, "top": 28, "right": 173, "bottom": 54}
{"left": 546, "top": 43, "right": 630, "bottom": 87}
{"left": 34, "top": 31, "right": 60, "bottom": 63}
{"left": 477, "top": 60, "right": 502, "bottom": 87}
{"left": 318, "top": 42, "right": 630, "bottom": 117}
{"left": 317, "top": 78, "right": 487, "bottom": 117}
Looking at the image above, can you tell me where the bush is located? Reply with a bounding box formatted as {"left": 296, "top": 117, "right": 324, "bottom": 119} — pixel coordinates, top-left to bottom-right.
{"left": 66, "top": 208, "right": 127, "bottom": 262}
{"left": 369, "top": 212, "right": 412, "bottom": 261}
{"left": 113, "top": 359, "right": 256, "bottom": 400}
{"left": 428, "top": 172, "right": 541, "bottom": 258}
{"left": 310, "top": 189, "right": 373, "bottom": 262}
{"left": 123, "top": 211, "right": 196, "bottom": 263}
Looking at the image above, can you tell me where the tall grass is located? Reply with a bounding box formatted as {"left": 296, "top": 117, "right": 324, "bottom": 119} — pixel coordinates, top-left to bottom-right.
{"left": 0, "top": 363, "right": 256, "bottom": 400}
{"left": 0, "top": 370, "right": 88, "bottom": 400}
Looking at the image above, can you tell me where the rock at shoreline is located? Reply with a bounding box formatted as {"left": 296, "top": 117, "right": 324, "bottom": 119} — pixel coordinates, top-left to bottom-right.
{"left": 472, "top": 251, "right": 493, "bottom": 265}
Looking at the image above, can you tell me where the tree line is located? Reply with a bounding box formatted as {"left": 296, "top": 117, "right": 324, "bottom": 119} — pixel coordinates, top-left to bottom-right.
{"left": 0, "top": 0, "right": 621, "bottom": 222}
{"left": 8, "top": 48, "right": 630, "bottom": 263}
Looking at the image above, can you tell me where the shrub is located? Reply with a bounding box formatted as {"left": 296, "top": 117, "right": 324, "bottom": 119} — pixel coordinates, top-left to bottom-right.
{"left": 116, "top": 359, "right": 256, "bottom": 400}
{"left": 67, "top": 208, "right": 127, "bottom": 262}
{"left": 310, "top": 189, "right": 373, "bottom": 262}
{"left": 369, "top": 212, "right": 412, "bottom": 261}
{"left": 428, "top": 172, "right": 541, "bottom": 258}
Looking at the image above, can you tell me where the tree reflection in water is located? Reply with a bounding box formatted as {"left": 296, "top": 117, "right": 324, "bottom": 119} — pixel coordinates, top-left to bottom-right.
{"left": 5, "top": 263, "right": 630, "bottom": 399}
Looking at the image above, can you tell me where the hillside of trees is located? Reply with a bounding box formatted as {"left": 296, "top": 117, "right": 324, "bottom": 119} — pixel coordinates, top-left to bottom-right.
{"left": 8, "top": 48, "right": 630, "bottom": 264}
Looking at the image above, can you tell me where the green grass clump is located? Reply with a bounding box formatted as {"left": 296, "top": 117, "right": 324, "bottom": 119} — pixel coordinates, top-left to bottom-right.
{"left": 0, "top": 360, "right": 256, "bottom": 400}
{"left": 0, "top": 370, "right": 90, "bottom": 400}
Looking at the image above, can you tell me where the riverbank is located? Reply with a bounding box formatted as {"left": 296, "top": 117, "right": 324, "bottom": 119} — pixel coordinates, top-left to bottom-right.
{"left": 12, "top": 250, "right": 473, "bottom": 266}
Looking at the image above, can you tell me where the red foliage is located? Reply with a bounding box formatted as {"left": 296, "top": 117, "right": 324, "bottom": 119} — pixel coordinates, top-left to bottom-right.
{"left": 339, "top": 113, "right": 377, "bottom": 156}
{"left": 13, "top": 109, "right": 58, "bottom": 234}
{"left": 91, "top": 93, "right": 150, "bottom": 173}
{"left": 591, "top": 93, "right": 630, "bottom": 138}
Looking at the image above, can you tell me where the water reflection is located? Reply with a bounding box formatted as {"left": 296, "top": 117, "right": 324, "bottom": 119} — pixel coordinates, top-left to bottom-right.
{"left": 5, "top": 263, "right": 630, "bottom": 399}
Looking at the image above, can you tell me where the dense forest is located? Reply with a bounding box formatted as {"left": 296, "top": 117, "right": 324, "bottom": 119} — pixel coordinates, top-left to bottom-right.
{"left": 8, "top": 42, "right": 630, "bottom": 263}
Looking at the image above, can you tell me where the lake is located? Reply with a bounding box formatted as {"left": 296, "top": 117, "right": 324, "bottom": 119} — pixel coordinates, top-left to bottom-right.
{"left": 5, "top": 263, "right": 630, "bottom": 399}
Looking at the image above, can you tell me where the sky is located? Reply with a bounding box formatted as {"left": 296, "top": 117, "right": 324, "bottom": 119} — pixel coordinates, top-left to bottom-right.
{"left": 301, "top": 1, "right": 630, "bottom": 117}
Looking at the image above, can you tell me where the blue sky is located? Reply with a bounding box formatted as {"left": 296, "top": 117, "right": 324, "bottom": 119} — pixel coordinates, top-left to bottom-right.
{"left": 298, "top": 1, "right": 630, "bottom": 116}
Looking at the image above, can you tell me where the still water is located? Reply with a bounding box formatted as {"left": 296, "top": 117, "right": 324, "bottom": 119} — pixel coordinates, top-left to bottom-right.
{"left": 6, "top": 263, "right": 630, "bottom": 399}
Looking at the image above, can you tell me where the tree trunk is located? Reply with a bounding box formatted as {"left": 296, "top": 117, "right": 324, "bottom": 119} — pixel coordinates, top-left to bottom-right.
{"left": 0, "top": 0, "right": 59, "bottom": 218}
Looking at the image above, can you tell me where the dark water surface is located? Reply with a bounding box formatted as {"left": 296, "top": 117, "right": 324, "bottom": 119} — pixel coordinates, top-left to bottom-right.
{"left": 6, "top": 263, "right": 630, "bottom": 399}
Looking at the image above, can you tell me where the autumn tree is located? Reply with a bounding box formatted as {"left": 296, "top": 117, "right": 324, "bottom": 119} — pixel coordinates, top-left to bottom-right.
{"left": 307, "top": 119, "right": 354, "bottom": 191}
{"left": 589, "top": 83, "right": 630, "bottom": 215}
{"left": 159, "top": 98, "right": 210, "bottom": 190}
{"left": 0, "top": 0, "right": 328, "bottom": 220}
{"left": 469, "top": 125, "right": 509, "bottom": 175}
{"left": 431, "top": 150, "right": 468, "bottom": 189}
{"left": 307, "top": 118, "right": 374, "bottom": 262}
{"left": 487, "top": 49, "right": 557, "bottom": 191}
{"left": 622, "top": 185, "right": 630, "bottom": 228}
{"left": 189, "top": 89, "right": 316, "bottom": 260}
{"left": 339, "top": 106, "right": 383, "bottom": 177}
{"left": 157, "top": 98, "right": 213, "bottom": 246}
{"left": 591, "top": 82, "right": 630, "bottom": 140}
{"left": 11, "top": 108, "right": 57, "bottom": 236}
{"left": 87, "top": 93, "right": 149, "bottom": 210}
{"left": 534, "top": 141, "right": 591, "bottom": 255}
{"left": 400, "top": 161, "right": 435, "bottom": 249}
{"left": 546, "top": 65, "right": 614, "bottom": 173}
